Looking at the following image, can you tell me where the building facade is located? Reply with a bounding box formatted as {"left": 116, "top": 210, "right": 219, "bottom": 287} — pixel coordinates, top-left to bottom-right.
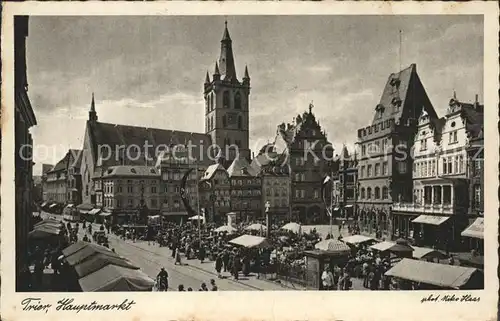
{"left": 204, "top": 22, "right": 251, "bottom": 164}
{"left": 227, "top": 157, "right": 262, "bottom": 222}
{"left": 356, "top": 64, "right": 438, "bottom": 239}
{"left": 392, "top": 95, "right": 483, "bottom": 251}
{"left": 14, "top": 15, "right": 38, "bottom": 290}
{"left": 337, "top": 146, "right": 358, "bottom": 219}
{"left": 42, "top": 149, "right": 82, "bottom": 205}
{"left": 278, "top": 104, "right": 335, "bottom": 224}
{"left": 200, "top": 162, "right": 232, "bottom": 224}
{"left": 93, "top": 166, "right": 161, "bottom": 223}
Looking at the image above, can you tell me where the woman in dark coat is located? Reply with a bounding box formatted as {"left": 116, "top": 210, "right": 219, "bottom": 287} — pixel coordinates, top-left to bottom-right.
{"left": 199, "top": 245, "right": 206, "bottom": 263}
{"left": 215, "top": 254, "right": 223, "bottom": 278}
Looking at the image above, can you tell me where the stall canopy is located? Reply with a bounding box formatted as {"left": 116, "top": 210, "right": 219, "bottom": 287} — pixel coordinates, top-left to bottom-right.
{"left": 188, "top": 215, "right": 204, "bottom": 220}
{"left": 100, "top": 211, "right": 112, "bottom": 217}
{"left": 73, "top": 253, "right": 138, "bottom": 278}
{"left": 412, "top": 215, "right": 449, "bottom": 225}
{"left": 281, "top": 222, "right": 302, "bottom": 234}
{"left": 411, "top": 246, "right": 447, "bottom": 260}
{"left": 88, "top": 208, "right": 102, "bottom": 216}
{"left": 28, "top": 226, "right": 61, "bottom": 239}
{"left": 370, "top": 241, "right": 396, "bottom": 252}
{"left": 35, "top": 218, "right": 61, "bottom": 228}
{"left": 384, "top": 258, "right": 483, "bottom": 289}
{"left": 76, "top": 203, "right": 94, "bottom": 214}
{"left": 62, "top": 241, "right": 91, "bottom": 257}
{"left": 64, "top": 243, "right": 121, "bottom": 266}
{"left": 314, "top": 239, "right": 351, "bottom": 254}
{"left": 229, "top": 235, "right": 271, "bottom": 248}
{"left": 214, "top": 225, "right": 237, "bottom": 234}
{"left": 49, "top": 203, "right": 58, "bottom": 209}
{"left": 244, "top": 223, "right": 267, "bottom": 231}
{"left": 461, "top": 218, "right": 484, "bottom": 239}
{"left": 78, "top": 265, "right": 154, "bottom": 292}
{"left": 40, "top": 201, "right": 49, "bottom": 208}
{"left": 342, "top": 235, "right": 375, "bottom": 245}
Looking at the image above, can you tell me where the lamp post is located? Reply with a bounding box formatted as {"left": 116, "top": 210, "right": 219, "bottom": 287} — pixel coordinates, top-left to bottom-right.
{"left": 265, "top": 201, "right": 270, "bottom": 238}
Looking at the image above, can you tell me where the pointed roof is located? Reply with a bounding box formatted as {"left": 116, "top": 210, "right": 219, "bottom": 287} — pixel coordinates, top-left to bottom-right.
{"left": 371, "top": 63, "right": 437, "bottom": 125}
{"left": 205, "top": 71, "right": 210, "bottom": 83}
{"left": 340, "top": 145, "right": 350, "bottom": 160}
{"left": 227, "top": 157, "right": 252, "bottom": 177}
{"left": 222, "top": 20, "right": 231, "bottom": 41}
{"left": 218, "top": 21, "right": 238, "bottom": 83}
{"left": 214, "top": 62, "right": 220, "bottom": 75}
{"left": 201, "top": 163, "right": 226, "bottom": 181}
{"left": 244, "top": 65, "right": 250, "bottom": 79}
{"left": 90, "top": 92, "right": 96, "bottom": 112}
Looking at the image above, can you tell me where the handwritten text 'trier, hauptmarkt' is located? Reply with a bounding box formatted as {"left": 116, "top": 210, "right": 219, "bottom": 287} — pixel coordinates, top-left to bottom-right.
{"left": 21, "top": 297, "right": 136, "bottom": 313}
{"left": 420, "top": 294, "right": 480, "bottom": 303}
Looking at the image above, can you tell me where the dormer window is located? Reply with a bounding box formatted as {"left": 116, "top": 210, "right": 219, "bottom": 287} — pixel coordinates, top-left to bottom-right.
{"left": 390, "top": 78, "right": 400, "bottom": 87}
{"left": 392, "top": 97, "right": 402, "bottom": 107}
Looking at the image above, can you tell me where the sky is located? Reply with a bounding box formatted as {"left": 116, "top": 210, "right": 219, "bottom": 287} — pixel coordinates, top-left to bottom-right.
{"left": 27, "top": 15, "right": 483, "bottom": 175}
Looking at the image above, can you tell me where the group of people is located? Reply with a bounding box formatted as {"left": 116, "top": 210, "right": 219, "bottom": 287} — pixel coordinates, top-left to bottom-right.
{"left": 155, "top": 267, "right": 218, "bottom": 291}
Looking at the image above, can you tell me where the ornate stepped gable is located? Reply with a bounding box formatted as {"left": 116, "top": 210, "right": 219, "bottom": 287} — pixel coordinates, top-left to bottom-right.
{"left": 277, "top": 105, "right": 329, "bottom": 148}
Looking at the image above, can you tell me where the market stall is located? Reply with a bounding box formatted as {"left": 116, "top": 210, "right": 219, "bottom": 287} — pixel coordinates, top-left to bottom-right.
{"left": 384, "top": 258, "right": 483, "bottom": 290}
{"left": 229, "top": 234, "right": 272, "bottom": 249}
{"left": 341, "top": 234, "right": 376, "bottom": 246}
{"left": 78, "top": 265, "right": 154, "bottom": 292}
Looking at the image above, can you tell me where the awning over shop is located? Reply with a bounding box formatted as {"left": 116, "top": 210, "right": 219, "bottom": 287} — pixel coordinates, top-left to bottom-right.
{"left": 412, "top": 215, "right": 449, "bottom": 225}
{"left": 100, "top": 211, "right": 113, "bottom": 217}
{"left": 229, "top": 235, "right": 271, "bottom": 249}
{"left": 411, "top": 246, "right": 447, "bottom": 260}
{"left": 384, "top": 258, "right": 482, "bottom": 289}
{"left": 88, "top": 208, "right": 102, "bottom": 215}
{"left": 78, "top": 265, "right": 154, "bottom": 292}
{"left": 461, "top": 218, "right": 484, "bottom": 239}
{"left": 65, "top": 204, "right": 75, "bottom": 208}
{"left": 49, "top": 203, "right": 57, "bottom": 208}
{"left": 342, "top": 235, "right": 375, "bottom": 245}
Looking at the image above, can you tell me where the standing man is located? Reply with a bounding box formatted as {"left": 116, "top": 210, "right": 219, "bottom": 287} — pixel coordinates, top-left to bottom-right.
{"left": 321, "top": 265, "right": 334, "bottom": 290}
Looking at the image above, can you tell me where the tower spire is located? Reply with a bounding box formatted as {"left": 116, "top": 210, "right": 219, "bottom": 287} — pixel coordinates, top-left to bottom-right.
{"left": 89, "top": 92, "right": 98, "bottom": 122}
{"left": 219, "top": 21, "right": 237, "bottom": 82}
{"left": 205, "top": 71, "right": 210, "bottom": 84}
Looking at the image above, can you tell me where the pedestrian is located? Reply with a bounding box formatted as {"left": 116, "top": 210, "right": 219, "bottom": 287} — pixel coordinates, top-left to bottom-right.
{"left": 178, "top": 284, "right": 185, "bottom": 291}
{"left": 222, "top": 249, "right": 229, "bottom": 272}
{"left": 199, "top": 244, "right": 206, "bottom": 263}
{"left": 174, "top": 247, "right": 182, "bottom": 265}
{"left": 215, "top": 253, "right": 223, "bottom": 278}
{"left": 210, "top": 279, "right": 218, "bottom": 291}
{"left": 199, "top": 283, "right": 208, "bottom": 291}
{"left": 321, "top": 265, "right": 334, "bottom": 290}
{"left": 187, "top": 287, "right": 193, "bottom": 291}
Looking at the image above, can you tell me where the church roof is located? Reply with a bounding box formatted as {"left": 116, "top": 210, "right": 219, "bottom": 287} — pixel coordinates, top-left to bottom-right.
{"left": 88, "top": 121, "right": 212, "bottom": 168}
{"left": 218, "top": 22, "right": 238, "bottom": 83}
{"left": 101, "top": 165, "right": 160, "bottom": 178}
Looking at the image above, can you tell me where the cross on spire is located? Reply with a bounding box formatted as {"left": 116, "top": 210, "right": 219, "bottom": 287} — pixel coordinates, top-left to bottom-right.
{"left": 309, "top": 101, "right": 314, "bottom": 113}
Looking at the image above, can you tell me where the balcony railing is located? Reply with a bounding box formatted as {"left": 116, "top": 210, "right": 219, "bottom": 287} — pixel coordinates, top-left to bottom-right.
{"left": 392, "top": 202, "right": 454, "bottom": 215}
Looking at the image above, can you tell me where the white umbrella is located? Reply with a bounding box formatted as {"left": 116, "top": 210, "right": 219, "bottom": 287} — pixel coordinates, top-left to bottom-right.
{"left": 188, "top": 215, "right": 203, "bottom": 220}
{"left": 245, "top": 223, "right": 267, "bottom": 231}
{"left": 281, "top": 222, "right": 302, "bottom": 234}
{"left": 214, "top": 225, "right": 237, "bottom": 234}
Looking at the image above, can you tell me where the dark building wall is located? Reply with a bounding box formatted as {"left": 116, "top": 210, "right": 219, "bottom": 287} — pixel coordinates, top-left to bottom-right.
{"left": 14, "top": 15, "right": 37, "bottom": 290}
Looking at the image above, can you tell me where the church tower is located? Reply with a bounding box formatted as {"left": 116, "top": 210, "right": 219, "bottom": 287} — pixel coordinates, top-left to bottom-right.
{"left": 89, "top": 92, "right": 98, "bottom": 123}
{"left": 204, "top": 21, "right": 251, "bottom": 164}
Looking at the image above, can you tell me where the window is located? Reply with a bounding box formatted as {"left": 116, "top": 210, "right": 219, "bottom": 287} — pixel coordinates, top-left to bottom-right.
{"left": 447, "top": 157, "right": 453, "bottom": 174}
{"left": 210, "top": 117, "right": 214, "bottom": 130}
{"left": 398, "top": 161, "right": 407, "bottom": 174}
{"left": 267, "top": 188, "right": 271, "bottom": 196}
{"left": 382, "top": 162, "right": 388, "bottom": 175}
{"left": 238, "top": 116, "right": 242, "bottom": 129}
{"left": 117, "top": 199, "right": 121, "bottom": 208}
{"left": 295, "top": 189, "right": 300, "bottom": 198}
{"left": 449, "top": 130, "right": 458, "bottom": 144}
{"left": 234, "top": 92, "right": 241, "bottom": 109}
{"left": 151, "top": 199, "right": 157, "bottom": 208}
{"left": 128, "top": 198, "right": 133, "bottom": 207}
{"left": 382, "top": 139, "right": 388, "bottom": 152}
{"left": 360, "top": 188, "right": 365, "bottom": 199}
{"left": 360, "top": 166, "right": 365, "bottom": 178}
{"left": 223, "top": 91, "right": 230, "bottom": 108}
{"left": 366, "top": 187, "right": 372, "bottom": 199}
{"left": 118, "top": 186, "right": 123, "bottom": 193}
{"left": 301, "top": 190, "right": 305, "bottom": 198}
{"left": 151, "top": 186, "right": 157, "bottom": 193}
{"left": 367, "top": 165, "right": 372, "bottom": 177}
{"left": 431, "top": 160, "right": 435, "bottom": 176}
{"left": 301, "top": 173, "right": 306, "bottom": 181}
{"left": 314, "top": 190, "right": 319, "bottom": 199}
{"left": 210, "top": 94, "right": 214, "bottom": 110}
{"left": 361, "top": 145, "right": 366, "bottom": 156}
{"left": 442, "top": 158, "right": 447, "bottom": 174}
{"left": 374, "top": 187, "right": 380, "bottom": 199}
{"left": 374, "top": 163, "right": 380, "bottom": 176}
{"left": 423, "top": 161, "right": 427, "bottom": 177}
{"left": 420, "top": 139, "right": 427, "bottom": 151}
{"left": 382, "top": 187, "right": 388, "bottom": 199}
{"left": 222, "top": 115, "right": 227, "bottom": 128}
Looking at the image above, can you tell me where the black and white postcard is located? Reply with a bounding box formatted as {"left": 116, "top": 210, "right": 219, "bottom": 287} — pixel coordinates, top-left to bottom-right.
{"left": 1, "top": 2, "right": 498, "bottom": 321}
